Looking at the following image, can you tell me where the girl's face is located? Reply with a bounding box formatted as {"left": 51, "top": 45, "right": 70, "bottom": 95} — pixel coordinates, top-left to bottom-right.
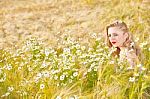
{"left": 108, "top": 27, "right": 128, "bottom": 48}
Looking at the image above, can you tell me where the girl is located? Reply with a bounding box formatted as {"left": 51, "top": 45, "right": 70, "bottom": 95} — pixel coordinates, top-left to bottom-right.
{"left": 106, "top": 20, "right": 143, "bottom": 67}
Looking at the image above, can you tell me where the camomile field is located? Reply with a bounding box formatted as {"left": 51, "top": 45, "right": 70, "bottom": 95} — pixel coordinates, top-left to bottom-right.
{"left": 0, "top": 0, "right": 150, "bottom": 99}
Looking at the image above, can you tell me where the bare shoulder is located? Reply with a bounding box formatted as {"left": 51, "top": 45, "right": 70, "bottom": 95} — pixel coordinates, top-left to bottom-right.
{"left": 125, "top": 49, "right": 140, "bottom": 67}
{"left": 126, "top": 49, "right": 139, "bottom": 62}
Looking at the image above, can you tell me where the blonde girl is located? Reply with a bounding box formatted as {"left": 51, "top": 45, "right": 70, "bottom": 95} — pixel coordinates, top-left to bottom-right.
{"left": 106, "top": 20, "right": 143, "bottom": 67}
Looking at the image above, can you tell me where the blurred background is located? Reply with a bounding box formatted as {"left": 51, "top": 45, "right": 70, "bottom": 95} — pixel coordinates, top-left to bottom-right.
{"left": 0, "top": 0, "right": 149, "bottom": 48}
{"left": 0, "top": 1, "right": 150, "bottom": 98}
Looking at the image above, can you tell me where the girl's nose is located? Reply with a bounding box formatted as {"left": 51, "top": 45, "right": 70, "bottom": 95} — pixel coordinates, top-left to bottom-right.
{"left": 110, "top": 36, "right": 115, "bottom": 40}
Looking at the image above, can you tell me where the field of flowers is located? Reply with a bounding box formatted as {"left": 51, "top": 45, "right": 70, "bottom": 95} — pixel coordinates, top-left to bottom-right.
{"left": 0, "top": 0, "right": 150, "bottom": 99}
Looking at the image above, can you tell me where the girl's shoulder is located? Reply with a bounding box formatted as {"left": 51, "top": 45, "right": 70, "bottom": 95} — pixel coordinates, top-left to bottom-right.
{"left": 126, "top": 48, "right": 137, "bottom": 59}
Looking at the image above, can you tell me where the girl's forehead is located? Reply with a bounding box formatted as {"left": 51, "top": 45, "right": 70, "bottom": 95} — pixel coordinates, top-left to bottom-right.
{"left": 108, "top": 27, "right": 123, "bottom": 33}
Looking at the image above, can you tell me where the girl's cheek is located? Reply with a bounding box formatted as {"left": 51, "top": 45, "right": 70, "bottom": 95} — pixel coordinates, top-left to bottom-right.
{"left": 115, "top": 37, "right": 119, "bottom": 40}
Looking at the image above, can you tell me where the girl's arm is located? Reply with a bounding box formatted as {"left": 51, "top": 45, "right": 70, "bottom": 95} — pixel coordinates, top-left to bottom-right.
{"left": 126, "top": 50, "right": 139, "bottom": 67}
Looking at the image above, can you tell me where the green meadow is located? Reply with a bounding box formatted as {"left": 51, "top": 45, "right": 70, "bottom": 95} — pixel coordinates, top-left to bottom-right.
{"left": 0, "top": 0, "right": 149, "bottom": 98}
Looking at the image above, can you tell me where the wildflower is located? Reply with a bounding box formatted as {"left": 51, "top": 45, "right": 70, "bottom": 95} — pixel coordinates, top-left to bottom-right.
{"left": 51, "top": 69, "right": 56, "bottom": 74}
{"left": 139, "top": 41, "right": 147, "bottom": 48}
{"left": 51, "top": 69, "right": 60, "bottom": 74}
{"left": 28, "top": 67, "right": 32, "bottom": 71}
{"left": 18, "top": 66, "right": 22, "bottom": 70}
{"left": 45, "top": 48, "right": 50, "bottom": 56}
{"left": 128, "top": 49, "right": 134, "bottom": 53}
{"left": 63, "top": 48, "right": 71, "bottom": 53}
{"left": 60, "top": 75, "right": 65, "bottom": 80}
{"left": 129, "top": 77, "right": 135, "bottom": 82}
{"left": 90, "top": 54, "right": 96, "bottom": 58}
{"left": 69, "top": 95, "right": 78, "bottom": 99}
{"left": 34, "top": 78, "right": 39, "bottom": 83}
{"left": 130, "top": 42, "right": 135, "bottom": 47}
{"left": 111, "top": 46, "right": 117, "bottom": 52}
{"left": 64, "top": 66, "right": 70, "bottom": 70}
{"left": 6, "top": 64, "right": 12, "bottom": 70}
{"left": 141, "top": 67, "right": 146, "bottom": 71}
{"left": 83, "top": 72, "right": 87, "bottom": 77}
{"left": 91, "top": 33, "right": 97, "bottom": 38}
{"left": 8, "top": 86, "right": 14, "bottom": 92}
{"left": 57, "top": 83, "right": 60, "bottom": 87}
{"left": 96, "top": 37, "right": 101, "bottom": 41}
{"left": 134, "top": 73, "right": 139, "bottom": 77}
{"left": 0, "top": 69, "right": 2, "bottom": 74}
{"left": 109, "top": 61, "right": 115, "bottom": 64}
{"left": 62, "top": 55, "right": 67, "bottom": 61}
{"left": 70, "top": 76, "right": 74, "bottom": 79}
{"left": 81, "top": 46, "right": 86, "bottom": 51}
{"left": 42, "top": 71, "right": 50, "bottom": 78}
{"left": 87, "top": 68, "right": 92, "bottom": 72}
{"left": 76, "top": 50, "right": 81, "bottom": 55}
{"left": 37, "top": 73, "right": 42, "bottom": 78}
{"left": 54, "top": 75, "right": 58, "bottom": 80}
{"left": 73, "top": 72, "right": 78, "bottom": 77}
{"left": 127, "top": 66, "right": 134, "bottom": 70}
{"left": 94, "top": 67, "right": 98, "bottom": 71}
{"left": 135, "top": 38, "right": 139, "bottom": 42}
{"left": 137, "top": 64, "right": 143, "bottom": 68}
{"left": 83, "top": 62, "right": 87, "bottom": 65}
{"left": 26, "top": 40, "right": 31, "bottom": 46}
{"left": 56, "top": 96, "right": 61, "bottom": 99}
{"left": 88, "top": 48, "right": 93, "bottom": 52}
{"left": 69, "top": 79, "right": 73, "bottom": 83}
{"left": 99, "top": 48, "right": 104, "bottom": 52}
{"left": 1, "top": 92, "right": 10, "bottom": 97}
{"left": 69, "top": 96, "right": 76, "bottom": 99}
{"left": 75, "top": 43, "right": 80, "bottom": 49}
{"left": 40, "top": 84, "right": 45, "bottom": 89}
{"left": 90, "top": 62, "right": 96, "bottom": 68}
{"left": 143, "top": 75, "right": 148, "bottom": 79}
{"left": 0, "top": 73, "right": 6, "bottom": 82}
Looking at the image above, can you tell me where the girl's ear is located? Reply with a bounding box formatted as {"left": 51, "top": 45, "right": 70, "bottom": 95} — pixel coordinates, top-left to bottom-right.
{"left": 124, "top": 32, "right": 129, "bottom": 38}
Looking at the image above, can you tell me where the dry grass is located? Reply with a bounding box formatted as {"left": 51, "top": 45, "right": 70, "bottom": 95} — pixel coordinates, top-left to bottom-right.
{"left": 0, "top": 0, "right": 149, "bottom": 98}
{"left": 0, "top": 0, "right": 148, "bottom": 48}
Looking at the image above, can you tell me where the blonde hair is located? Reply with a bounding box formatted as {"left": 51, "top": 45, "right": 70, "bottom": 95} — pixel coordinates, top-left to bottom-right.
{"left": 106, "top": 20, "right": 142, "bottom": 61}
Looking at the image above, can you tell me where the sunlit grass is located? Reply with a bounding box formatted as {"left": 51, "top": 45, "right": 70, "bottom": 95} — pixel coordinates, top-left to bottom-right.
{"left": 0, "top": 34, "right": 149, "bottom": 98}
{"left": 0, "top": 0, "right": 149, "bottom": 98}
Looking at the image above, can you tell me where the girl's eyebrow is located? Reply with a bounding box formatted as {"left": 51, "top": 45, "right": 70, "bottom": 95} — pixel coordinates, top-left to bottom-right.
{"left": 111, "top": 33, "right": 117, "bottom": 34}
{"left": 108, "top": 33, "right": 118, "bottom": 35}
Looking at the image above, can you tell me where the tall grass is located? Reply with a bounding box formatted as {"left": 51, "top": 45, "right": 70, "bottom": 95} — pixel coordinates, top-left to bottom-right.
{"left": 0, "top": 0, "right": 149, "bottom": 98}
{"left": 0, "top": 34, "right": 149, "bottom": 98}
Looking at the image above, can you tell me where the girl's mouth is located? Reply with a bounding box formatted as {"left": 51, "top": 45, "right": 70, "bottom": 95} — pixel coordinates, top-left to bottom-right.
{"left": 111, "top": 42, "right": 116, "bottom": 44}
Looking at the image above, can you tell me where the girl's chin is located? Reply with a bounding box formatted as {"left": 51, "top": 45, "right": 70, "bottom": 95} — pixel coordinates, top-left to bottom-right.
{"left": 112, "top": 45, "right": 118, "bottom": 47}
{"left": 112, "top": 45, "right": 123, "bottom": 48}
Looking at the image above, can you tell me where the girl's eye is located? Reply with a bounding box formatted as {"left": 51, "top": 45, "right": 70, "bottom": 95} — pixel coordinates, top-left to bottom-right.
{"left": 113, "top": 34, "right": 118, "bottom": 36}
{"left": 108, "top": 34, "right": 118, "bottom": 37}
